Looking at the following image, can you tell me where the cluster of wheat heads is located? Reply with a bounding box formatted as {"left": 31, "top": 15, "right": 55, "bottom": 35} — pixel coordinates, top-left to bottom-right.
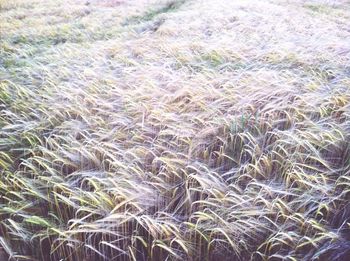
{"left": 1, "top": 0, "right": 350, "bottom": 260}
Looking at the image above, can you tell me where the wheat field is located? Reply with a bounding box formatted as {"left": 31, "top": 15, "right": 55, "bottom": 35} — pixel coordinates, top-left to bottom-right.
{"left": 1, "top": 0, "right": 350, "bottom": 260}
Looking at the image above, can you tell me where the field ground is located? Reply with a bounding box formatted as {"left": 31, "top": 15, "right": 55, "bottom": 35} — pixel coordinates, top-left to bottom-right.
{"left": 1, "top": 0, "right": 350, "bottom": 260}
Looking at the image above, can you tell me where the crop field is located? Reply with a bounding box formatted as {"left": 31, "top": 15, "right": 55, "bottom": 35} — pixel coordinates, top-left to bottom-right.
{"left": 1, "top": 0, "right": 350, "bottom": 260}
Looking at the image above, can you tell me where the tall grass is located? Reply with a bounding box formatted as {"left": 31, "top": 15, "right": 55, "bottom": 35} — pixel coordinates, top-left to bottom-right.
{"left": 1, "top": 0, "right": 350, "bottom": 260}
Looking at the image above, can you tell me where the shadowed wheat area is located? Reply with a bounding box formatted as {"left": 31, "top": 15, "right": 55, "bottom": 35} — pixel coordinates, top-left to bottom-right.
{"left": 1, "top": 0, "right": 350, "bottom": 260}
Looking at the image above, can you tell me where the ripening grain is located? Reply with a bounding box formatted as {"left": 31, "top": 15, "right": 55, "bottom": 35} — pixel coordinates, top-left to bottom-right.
{"left": 1, "top": 0, "right": 350, "bottom": 260}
